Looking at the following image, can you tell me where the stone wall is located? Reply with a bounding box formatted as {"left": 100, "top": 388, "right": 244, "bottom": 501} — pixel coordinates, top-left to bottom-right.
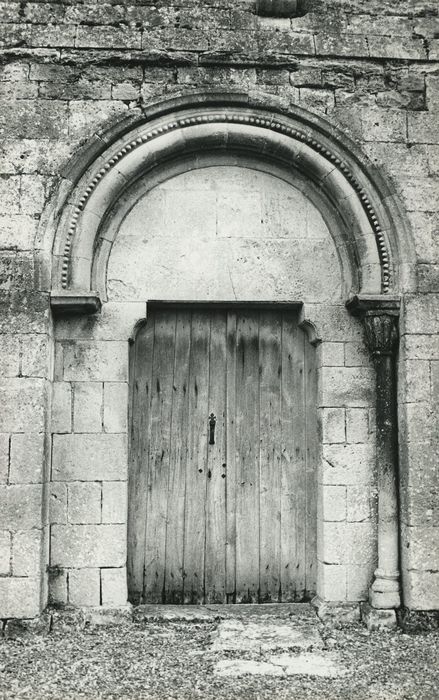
{"left": 0, "top": 0, "right": 438, "bottom": 617}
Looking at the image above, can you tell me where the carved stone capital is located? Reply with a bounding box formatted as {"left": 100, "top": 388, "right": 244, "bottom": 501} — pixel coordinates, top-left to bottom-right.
{"left": 346, "top": 294, "right": 400, "bottom": 357}
{"left": 363, "top": 313, "right": 399, "bottom": 357}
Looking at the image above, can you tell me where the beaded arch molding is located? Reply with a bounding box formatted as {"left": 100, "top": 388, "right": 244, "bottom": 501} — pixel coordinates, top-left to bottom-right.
{"left": 61, "top": 111, "right": 391, "bottom": 293}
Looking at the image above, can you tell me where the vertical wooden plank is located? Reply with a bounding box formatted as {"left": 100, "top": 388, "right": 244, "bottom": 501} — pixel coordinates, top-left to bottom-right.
{"left": 235, "top": 311, "right": 260, "bottom": 603}
{"left": 143, "top": 309, "right": 177, "bottom": 603}
{"left": 305, "top": 333, "right": 318, "bottom": 597}
{"left": 127, "top": 319, "right": 154, "bottom": 604}
{"left": 280, "top": 314, "right": 307, "bottom": 601}
{"left": 225, "top": 311, "right": 237, "bottom": 603}
{"left": 183, "top": 311, "right": 210, "bottom": 604}
{"left": 204, "top": 311, "right": 227, "bottom": 603}
{"left": 163, "top": 311, "right": 191, "bottom": 603}
{"left": 259, "top": 311, "right": 282, "bottom": 603}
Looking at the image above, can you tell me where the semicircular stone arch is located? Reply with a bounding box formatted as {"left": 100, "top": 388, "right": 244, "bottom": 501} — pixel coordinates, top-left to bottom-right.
{"left": 48, "top": 95, "right": 415, "bottom": 300}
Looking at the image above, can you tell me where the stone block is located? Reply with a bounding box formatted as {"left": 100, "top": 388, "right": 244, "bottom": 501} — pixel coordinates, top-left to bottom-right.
{"left": 0, "top": 433, "right": 9, "bottom": 483}
{"left": 347, "top": 565, "right": 372, "bottom": 602}
{"left": 68, "top": 100, "right": 129, "bottom": 142}
{"left": 101, "top": 567, "right": 128, "bottom": 606}
{"left": 408, "top": 113, "right": 439, "bottom": 144}
{"left": 9, "top": 432, "right": 45, "bottom": 483}
{"left": 50, "top": 482, "right": 67, "bottom": 524}
{"left": 322, "top": 444, "right": 375, "bottom": 485}
{"left": 317, "top": 563, "right": 347, "bottom": 602}
{"left": 401, "top": 525, "right": 439, "bottom": 571}
{"left": 319, "top": 342, "right": 345, "bottom": 367}
{"left": 103, "top": 383, "right": 128, "bottom": 433}
{"left": 361, "top": 603, "right": 397, "bottom": 631}
{"left": 404, "top": 296, "right": 439, "bottom": 335}
{"left": 68, "top": 568, "right": 100, "bottom": 607}
{"left": 52, "top": 382, "right": 72, "bottom": 433}
{"left": 54, "top": 301, "right": 146, "bottom": 341}
{"left": 0, "top": 99, "right": 68, "bottom": 140}
{"left": 31, "top": 24, "right": 76, "bottom": 48}
{"left": 0, "top": 530, "right": 11, "bottom": 574}
{"left": 401, "top": 402, "right": 434, "bottom": 443}
{"left": 0, "top": 577, "right": 41, "bottom": 619}
{"left": 319, "top": 484, "right": 346, "bottom": 522}
{"left": 399, "top": 360, "right": 431, "bottom": 403}
{"left": 0, "top": 335, "right": 19, "bottom": 377}
{"left": 19, "top": 175, "right": 46, "bottom": 215}
{"left": 418, "top": 264, "right": 439, "bottom": 293}
{"left": 68, "top": 482, "right": 102, "bottom": 524}
{"left": 76, "top": 26, "right": 141, "bottom": 50}
{"left": 402, "top": 334, "right": 439, "bottom": 360}
{"left": 400, "top": 180, "right": 439, "bottom": 213}
{"left": 20, "top": 334, "right": 49, "bottom": 378}
{"left": 52, "top": 434, "right": 127, "bottom": 481}
{"left": 360, "top": 108, "right": 407, "bottom": 143}
{"left": 0, "top": 484, "right": 43, "bottom": 530}
{"left": 321, "top": 407, "right": 345, "bottom": 444}
{"left": 73, "top": 382, "right": 103, "bottom": 433}
{"left": 403, "top": 570, "right": 439, "bottom": 610}
{"left": 48, "top": 568, "right": 67, "bottom": 606}
{"left": 101, "top": 481, "right": 127, "bottom": 524}
{"left": 0, "top": 176, "right": 20, "bottom": 214}
{"left": 12, "top": 529, "right": 42, "bottom": 576}
{"left": 63, "top": 341, "right": 128, "bottom": 382}
{"left": 347, "top": 485, "right": 375, "bottom": 523}
{"left": 51, "top": 524, "right": 126, "bottom": 568}
{"left": 0, "top": 378, "right": 46, "bottom": 432}
{"left": 323, "top": 522, "right": 376, "bottom": 566}
{"left": 345, "top": 408, "right": 369, "bottom": 444}
{"left": 344, "top": 342, "right": 371, "bottom": 368}
{"left": 315, "top": 33, "right": 368, "bottom": 58}
{"left": 321, "top": 367, "right": 375, "bottom": 408}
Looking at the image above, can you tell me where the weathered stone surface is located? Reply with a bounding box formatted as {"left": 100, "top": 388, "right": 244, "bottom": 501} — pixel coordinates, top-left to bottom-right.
{"left": 211, "top": 618, "right": 323, "bottom": 652}
{"left": 0, "top": 529, "right": 11, "bottom": 574}
{"left": 103, "top": 383, "right": 128, "bottom": 433}
{"left": 9, "top": 433, "right": 45, "bottom": 484}
{"left": 214, "top": 653, "right": 345, "bottom": 678}
{"left": 73, "top": 382, "right": 103, "bottom": 433}
{"left": 51, "top": 382, "right": 72, "bottom": 434}
{"left": 322, "top": 521, "right": 376, "bottom": 565}
{"left": 0, "top": 484, "right": 43, "bottom": 530}
{"left": 0, "top": 433, "right": 9, "bottom": 483}
{"left": 321, "top": 367, "right": 375, "bottom": 407}
{"left": 322, "top": 444, "right": 375, "bottom": 485}
{"left": 0, "top": 577, "right": 41, "bottom": 618}
{"left": 68, "top": 567, "right": 100, "bottom": 607}
{"left": 101, "top": 481, "right": 127, "bottom": 524}
{"left": 345, "top": 408, "right": 370, "bottom": 444}
{"left": 321, "top": 408, "right": 345, "bottom": 444}
{"left": 101, "top": 567, "right": 128, "bottom": 607}
{"left": 68, "top": 481, "right": 101, "bottom": 524}
{"left": 52, "top": 434, "right": 127, "bottom": 481}
{"left": 51, "top": 524, "right": 126, "bottom": 568}
{"left": 319, "top": 485, "right": 346, "bottom": 522}
{"left": 0, "top": 379, "right": 46, "bottom": 432}
{"left": 62, "top": 341, "right": 128, "bottom": 382}
{"left": 12, "top": 529, "right": 42, "bottom": 576}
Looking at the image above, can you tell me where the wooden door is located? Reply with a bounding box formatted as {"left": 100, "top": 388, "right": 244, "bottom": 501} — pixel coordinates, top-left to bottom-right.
{"left": 128, "top": 304, "right": 317, "bottom": 605}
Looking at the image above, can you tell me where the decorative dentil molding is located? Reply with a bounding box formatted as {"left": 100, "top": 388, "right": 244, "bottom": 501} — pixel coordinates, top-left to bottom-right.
{"left": 61, "top": 113, "right": 391, "bottom": 293}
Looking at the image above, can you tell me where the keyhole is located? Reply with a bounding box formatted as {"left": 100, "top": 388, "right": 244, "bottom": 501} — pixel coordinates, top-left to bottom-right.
{"left": 209, "top": 413, "right": 216, "bottom": 445}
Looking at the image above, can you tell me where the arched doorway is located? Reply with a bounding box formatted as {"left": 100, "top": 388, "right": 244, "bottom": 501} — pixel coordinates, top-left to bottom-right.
{"left": 46, "top": 94, "right": 414, "bottom": 616}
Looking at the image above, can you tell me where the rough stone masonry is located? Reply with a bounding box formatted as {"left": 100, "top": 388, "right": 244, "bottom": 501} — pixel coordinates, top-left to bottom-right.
{"left": 0, "top": 0, "right": 438, "bottom": 623}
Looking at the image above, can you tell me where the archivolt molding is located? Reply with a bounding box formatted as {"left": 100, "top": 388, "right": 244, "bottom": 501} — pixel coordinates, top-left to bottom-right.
{"left": 52, "top": 97, "right": 400, "bottom": 298}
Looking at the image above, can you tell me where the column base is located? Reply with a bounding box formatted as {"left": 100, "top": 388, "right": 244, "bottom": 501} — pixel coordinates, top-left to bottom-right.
{"left": 369, "top": 570, "right": 400, "bottom": 609}
{"left": 361, "top": 603, "right": 397, "bottom": 631}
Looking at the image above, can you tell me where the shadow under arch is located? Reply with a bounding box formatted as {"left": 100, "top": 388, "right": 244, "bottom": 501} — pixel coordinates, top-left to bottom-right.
{"left": 41, "top": 91, "right": 416, "bottom": 302}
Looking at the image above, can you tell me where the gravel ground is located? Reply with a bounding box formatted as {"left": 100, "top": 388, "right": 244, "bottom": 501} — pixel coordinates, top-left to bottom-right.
{"left": 0, "top": 617, "right": 438, "bottom": 700}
